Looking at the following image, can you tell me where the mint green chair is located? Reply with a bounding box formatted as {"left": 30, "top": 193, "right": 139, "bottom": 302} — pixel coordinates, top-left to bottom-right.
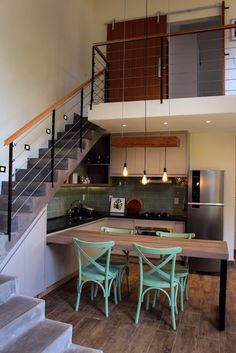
{"left": 133, "top": 243, "right": 181, "bottom": 330}
{"left": 101, "top": 226, "right": 137, "bottom": 300}
{"left": 156, "top": 231, "right": 195, "bottom": 311}
{"left": 73, "top": 238, "right": 119, "bottom": 318}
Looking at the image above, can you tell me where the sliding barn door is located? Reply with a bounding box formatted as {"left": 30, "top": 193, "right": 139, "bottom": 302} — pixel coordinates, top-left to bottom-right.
{"left": 107, "top": 16, "right": 168, "bottom": 102}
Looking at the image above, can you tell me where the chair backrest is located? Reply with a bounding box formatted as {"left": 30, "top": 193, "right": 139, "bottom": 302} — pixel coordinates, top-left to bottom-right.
{"left": 156, "top": 232, "right": 195, "bottom": 265}
{"left": 156, "top": 231, "right": 195, "bottom": 239}
{"left": 73, "top": 238, "right": 115, "bottom": 278}
{"left": 101, "top": 226, "right": 137, "bottom": 235}
{"left": 133, "top": 243, "right": 182, "bottom": 285}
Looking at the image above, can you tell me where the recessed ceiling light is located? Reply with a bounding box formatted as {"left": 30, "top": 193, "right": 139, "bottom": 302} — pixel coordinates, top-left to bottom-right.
{"left": 163, "top": 122, "right": 168, "bottom": 125}
{"left": 122, "top": 124, "right": 127, "bottom": 127}
{"left": 205, "top": 120, "right": 211, "bottom": 124}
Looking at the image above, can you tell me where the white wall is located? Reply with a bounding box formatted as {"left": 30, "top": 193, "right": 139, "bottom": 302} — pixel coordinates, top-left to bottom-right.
{"left": 190, "top": 133, "right": 236, "bottom": 260}
{"left": 92, "top": 0, "right": 236, "bottom": 43}
{"left": 1, "top": 208, "right": 77, "bottom": 297}
{"left": 0, "top": 0, "right": 94, "bottom": 185}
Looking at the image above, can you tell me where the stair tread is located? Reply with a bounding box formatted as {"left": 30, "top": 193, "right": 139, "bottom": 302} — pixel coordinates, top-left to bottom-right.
{"left": 0, "top": 319, "right": 71, "bottom": 353}
{"left": 0, "top": 275, "right": 15, "bottom": 286}
{"left": 63, "top": 344, "right": 103, "bottom": 353}
{"left": 0, "top": 295, "right": 43, "bottom": 329}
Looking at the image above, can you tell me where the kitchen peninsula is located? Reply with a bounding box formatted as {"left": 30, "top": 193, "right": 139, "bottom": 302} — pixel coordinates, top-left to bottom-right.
{"left": 47, "top": 226, "right": 228, "bottom": 331}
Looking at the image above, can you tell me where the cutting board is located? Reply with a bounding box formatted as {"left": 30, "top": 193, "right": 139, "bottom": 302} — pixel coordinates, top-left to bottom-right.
{"left": 126, "top": 197, "right": 144, "bottom": 214}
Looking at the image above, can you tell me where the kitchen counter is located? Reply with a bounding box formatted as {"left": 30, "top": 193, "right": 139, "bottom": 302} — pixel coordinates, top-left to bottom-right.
{"left": 47, "top": 213, "right": 186, "bottom": 234}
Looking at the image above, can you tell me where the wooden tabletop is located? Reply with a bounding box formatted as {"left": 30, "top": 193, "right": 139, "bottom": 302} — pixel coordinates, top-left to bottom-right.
{"left": 47, "top": 229, "right": 228, "bottom": 260}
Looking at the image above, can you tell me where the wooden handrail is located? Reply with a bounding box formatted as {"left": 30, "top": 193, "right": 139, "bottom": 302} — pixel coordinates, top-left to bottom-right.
{"left": 94, "top": 23, "right": 236, "bottom": 47}
{"left": 4, "top": 70, "right": 104, "bottom": 145}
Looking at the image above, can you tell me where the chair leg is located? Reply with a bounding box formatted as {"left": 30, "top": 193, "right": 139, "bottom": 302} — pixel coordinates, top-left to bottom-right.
{"left": 135, "top": 285, "right": 143, "bottom": 324}
{"left": 75, "top": 286, "right": 82, "bottom": 311}
{"left": 146, "top": 290, "right": 150, "bottom": 310}
{"left": 118, "top": 273, "right": 122, "bottom": 302}
{"left": 179, "top": 278, "right": 184, "bottom": 312}
{"left": 171, "top": 286, "right": 177, "bottom": 330}
{"left": 113, "top": 280, "right": 118, "bottom": 305}
{"left": 91, "top": 283, "right": 94, "bottom": 301}
{"left": 152, "top": 289, "right": 159, "bottom": 308}
{"left": 184, "top": 276, "right": 189, "bottom": 300}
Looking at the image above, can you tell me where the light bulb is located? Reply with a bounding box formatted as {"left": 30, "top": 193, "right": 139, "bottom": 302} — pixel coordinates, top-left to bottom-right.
{"left": 142, "top": 170, "right": 148, "bottom": 185}
{"left": 162, "top": 168, "right": 168, "bottom": 182}
{"left": 123, "top": 163, "right": 128, "bottom": 177}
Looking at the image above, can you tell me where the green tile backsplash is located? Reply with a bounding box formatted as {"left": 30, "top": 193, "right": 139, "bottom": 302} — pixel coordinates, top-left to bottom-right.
{"left": 47, "top": 177, "right": 187, "bottom": 219}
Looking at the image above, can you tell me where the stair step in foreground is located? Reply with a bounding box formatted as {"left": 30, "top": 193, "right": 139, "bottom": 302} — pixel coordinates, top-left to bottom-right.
{"left": 0, "top": 296, "right": 45, "bottom": 350}
{"left": 0, "top": 275, "right": 16, "bottom": 304}
{"left": 63, "top": 344, "right": 103, "bottom": 353}
{"left": 0, "top": 319, "right": 72, "bottom": 353}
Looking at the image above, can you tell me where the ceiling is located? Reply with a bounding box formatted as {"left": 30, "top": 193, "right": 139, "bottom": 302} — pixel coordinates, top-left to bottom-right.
{"left": 89, "top": 96, "right": 236, "bottom": 134}
{"left": 89, "top": 112, "right": 236, "bottom": 134}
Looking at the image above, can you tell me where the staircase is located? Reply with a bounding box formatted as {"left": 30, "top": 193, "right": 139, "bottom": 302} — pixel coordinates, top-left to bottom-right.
{"left": 0, "top": 274, "right": 102, "bottom": 353}
{"left": 0, "top": 113, "right": 105, "bottom": 263}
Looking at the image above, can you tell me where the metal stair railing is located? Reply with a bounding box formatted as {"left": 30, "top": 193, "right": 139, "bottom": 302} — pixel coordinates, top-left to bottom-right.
{"left": 90, "top": 22, "right": 236, "bottom": 107}
{"left": 3, "top": 72, "right": 105, "bottom": 241}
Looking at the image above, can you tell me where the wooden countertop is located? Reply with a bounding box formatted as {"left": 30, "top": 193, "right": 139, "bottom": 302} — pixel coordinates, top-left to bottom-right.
{"left": 47, "top": 229, "right": 228, "bottom": 260}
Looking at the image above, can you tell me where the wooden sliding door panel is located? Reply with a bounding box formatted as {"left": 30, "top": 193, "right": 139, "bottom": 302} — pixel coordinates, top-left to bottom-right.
{"left": 107, "top": 15, "right": 168, "bottom": 102}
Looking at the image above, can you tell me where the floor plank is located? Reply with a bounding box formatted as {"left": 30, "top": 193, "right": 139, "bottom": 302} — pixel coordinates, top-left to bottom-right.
{"left": 43, "top": 262, "right": 236, "bottom": 353}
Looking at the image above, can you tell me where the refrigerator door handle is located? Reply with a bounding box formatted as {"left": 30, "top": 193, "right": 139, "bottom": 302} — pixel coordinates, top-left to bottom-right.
{"left": 187, "top": 202, "right": 224, "bottom": 206}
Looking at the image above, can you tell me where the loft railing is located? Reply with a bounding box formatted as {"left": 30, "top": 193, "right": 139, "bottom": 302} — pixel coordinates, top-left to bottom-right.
{"left": 90, "top": 22, "right": 236, "bottom": 107}
{"left": 4, "top": 71, "right": 104, "bottom": 241}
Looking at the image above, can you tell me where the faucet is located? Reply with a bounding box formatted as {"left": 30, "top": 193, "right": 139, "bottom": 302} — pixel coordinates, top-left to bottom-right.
{"left": 67, "top": 200, "right": 82, "bottom": 219}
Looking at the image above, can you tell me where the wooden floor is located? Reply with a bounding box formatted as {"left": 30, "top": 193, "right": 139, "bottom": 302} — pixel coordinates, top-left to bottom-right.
{"left": 44, "top": 263, "right": 236, "bottom": 353}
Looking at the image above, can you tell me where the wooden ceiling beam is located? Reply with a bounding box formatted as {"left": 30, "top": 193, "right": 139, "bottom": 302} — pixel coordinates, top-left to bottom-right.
{"left": 111, "top": 136, "right": 180, "bottom": 148}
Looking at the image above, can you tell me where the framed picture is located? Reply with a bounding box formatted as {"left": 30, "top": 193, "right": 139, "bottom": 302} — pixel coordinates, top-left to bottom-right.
{"left": 110, "top": 197, "right": 125, "bottom": 216}
{"left": 231, "top": 19, "right": 236, "bottom": 40}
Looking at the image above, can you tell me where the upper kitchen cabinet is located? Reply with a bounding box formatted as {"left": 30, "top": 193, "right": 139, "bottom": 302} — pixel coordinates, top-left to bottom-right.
{"left": 110, "top": 133, "right": 188, "bottom": 177}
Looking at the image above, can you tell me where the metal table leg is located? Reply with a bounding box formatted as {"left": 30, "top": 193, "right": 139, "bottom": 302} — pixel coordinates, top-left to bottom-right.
{"left": 219, "top": 259, "right": 227, "bottom": 331}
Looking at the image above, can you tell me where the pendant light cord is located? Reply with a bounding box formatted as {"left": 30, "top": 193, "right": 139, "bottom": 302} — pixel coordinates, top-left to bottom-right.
{"left": 144, "top": 0, "right": 148, "bottom": 171}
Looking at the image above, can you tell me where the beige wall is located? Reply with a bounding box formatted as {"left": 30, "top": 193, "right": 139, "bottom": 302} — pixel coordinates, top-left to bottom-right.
{"left": 0, "top": 0, "right": 94, "bottom": 181}
{"left": 190, "top": 133, "right": 236, "bottom": 260}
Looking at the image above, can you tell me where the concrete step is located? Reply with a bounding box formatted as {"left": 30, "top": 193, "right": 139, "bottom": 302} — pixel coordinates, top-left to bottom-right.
{"left": 48, "top": 138, "right": 81, "bottom": 148}
{"left": 1, "top": 181, "right": 50, "bottom": 197}
{"left": 38, "top": 147, "right": 78, "bottom": 160}
{"left": 0, "top": 195, "right": 39, "bottom": 213}
{"left": 15, "top": 168, "right": 59, "bottom": 183}
{"left": 63, "top": 344, "right": 103, "bottom": 353}
{"left": 0, "top": 275, "right": 16, "bottom": 304}
{"left": 0, "top": 319, "right": 72, "bottom": 353}
{"left": 27, "top": 157, "right": 70, "bottom": 171}
{"left": 0, "top": 212, "right": 19, "bottom": 233}
{"left": 0, "top": 296, "right": 45, "bottom": 351}
{"left": 48, "top": 138, "right": 89, "bottom": 149}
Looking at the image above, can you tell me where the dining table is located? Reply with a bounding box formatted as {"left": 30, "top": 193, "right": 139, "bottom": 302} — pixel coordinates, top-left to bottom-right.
{"left": 47, "top": 228, "right": 229, "bottom": 331}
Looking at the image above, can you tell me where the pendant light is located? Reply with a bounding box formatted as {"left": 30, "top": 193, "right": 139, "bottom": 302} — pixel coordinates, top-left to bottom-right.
{"left": 121, "top": 0, "right": 128, "bottom": 177}
{"left": 123, "top": 147, "right": 128, "bottom": 176}
{"left": 162, "top": 147, "right": 168, "bottom": 182}
{"left": 141, "top": 0, "right": 148, "bottom": 185}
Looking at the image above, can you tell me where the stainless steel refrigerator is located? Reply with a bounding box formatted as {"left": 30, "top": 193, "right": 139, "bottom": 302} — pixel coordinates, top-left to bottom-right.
{"left": 187, "top": 170, "right": 224, "bottom": 273}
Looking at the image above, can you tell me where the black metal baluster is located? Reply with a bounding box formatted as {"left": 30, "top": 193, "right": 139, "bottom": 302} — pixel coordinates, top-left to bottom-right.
{"left": 80, "top": 88, "right": 84, "bottom": 152}
{"left": 160, "top": 36, "right": 164, "bottom": 104}
{"left": 51, "top": 109, "right": 55, "bottom": 187}
{"left": 90, "top": 46, "right": 95, "bottom": 110}
{"left": 7, "top": 142, "right": 13, "bottom": 241}
{"left": 105, "top": 62, "right": 110, "bottom": 103}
